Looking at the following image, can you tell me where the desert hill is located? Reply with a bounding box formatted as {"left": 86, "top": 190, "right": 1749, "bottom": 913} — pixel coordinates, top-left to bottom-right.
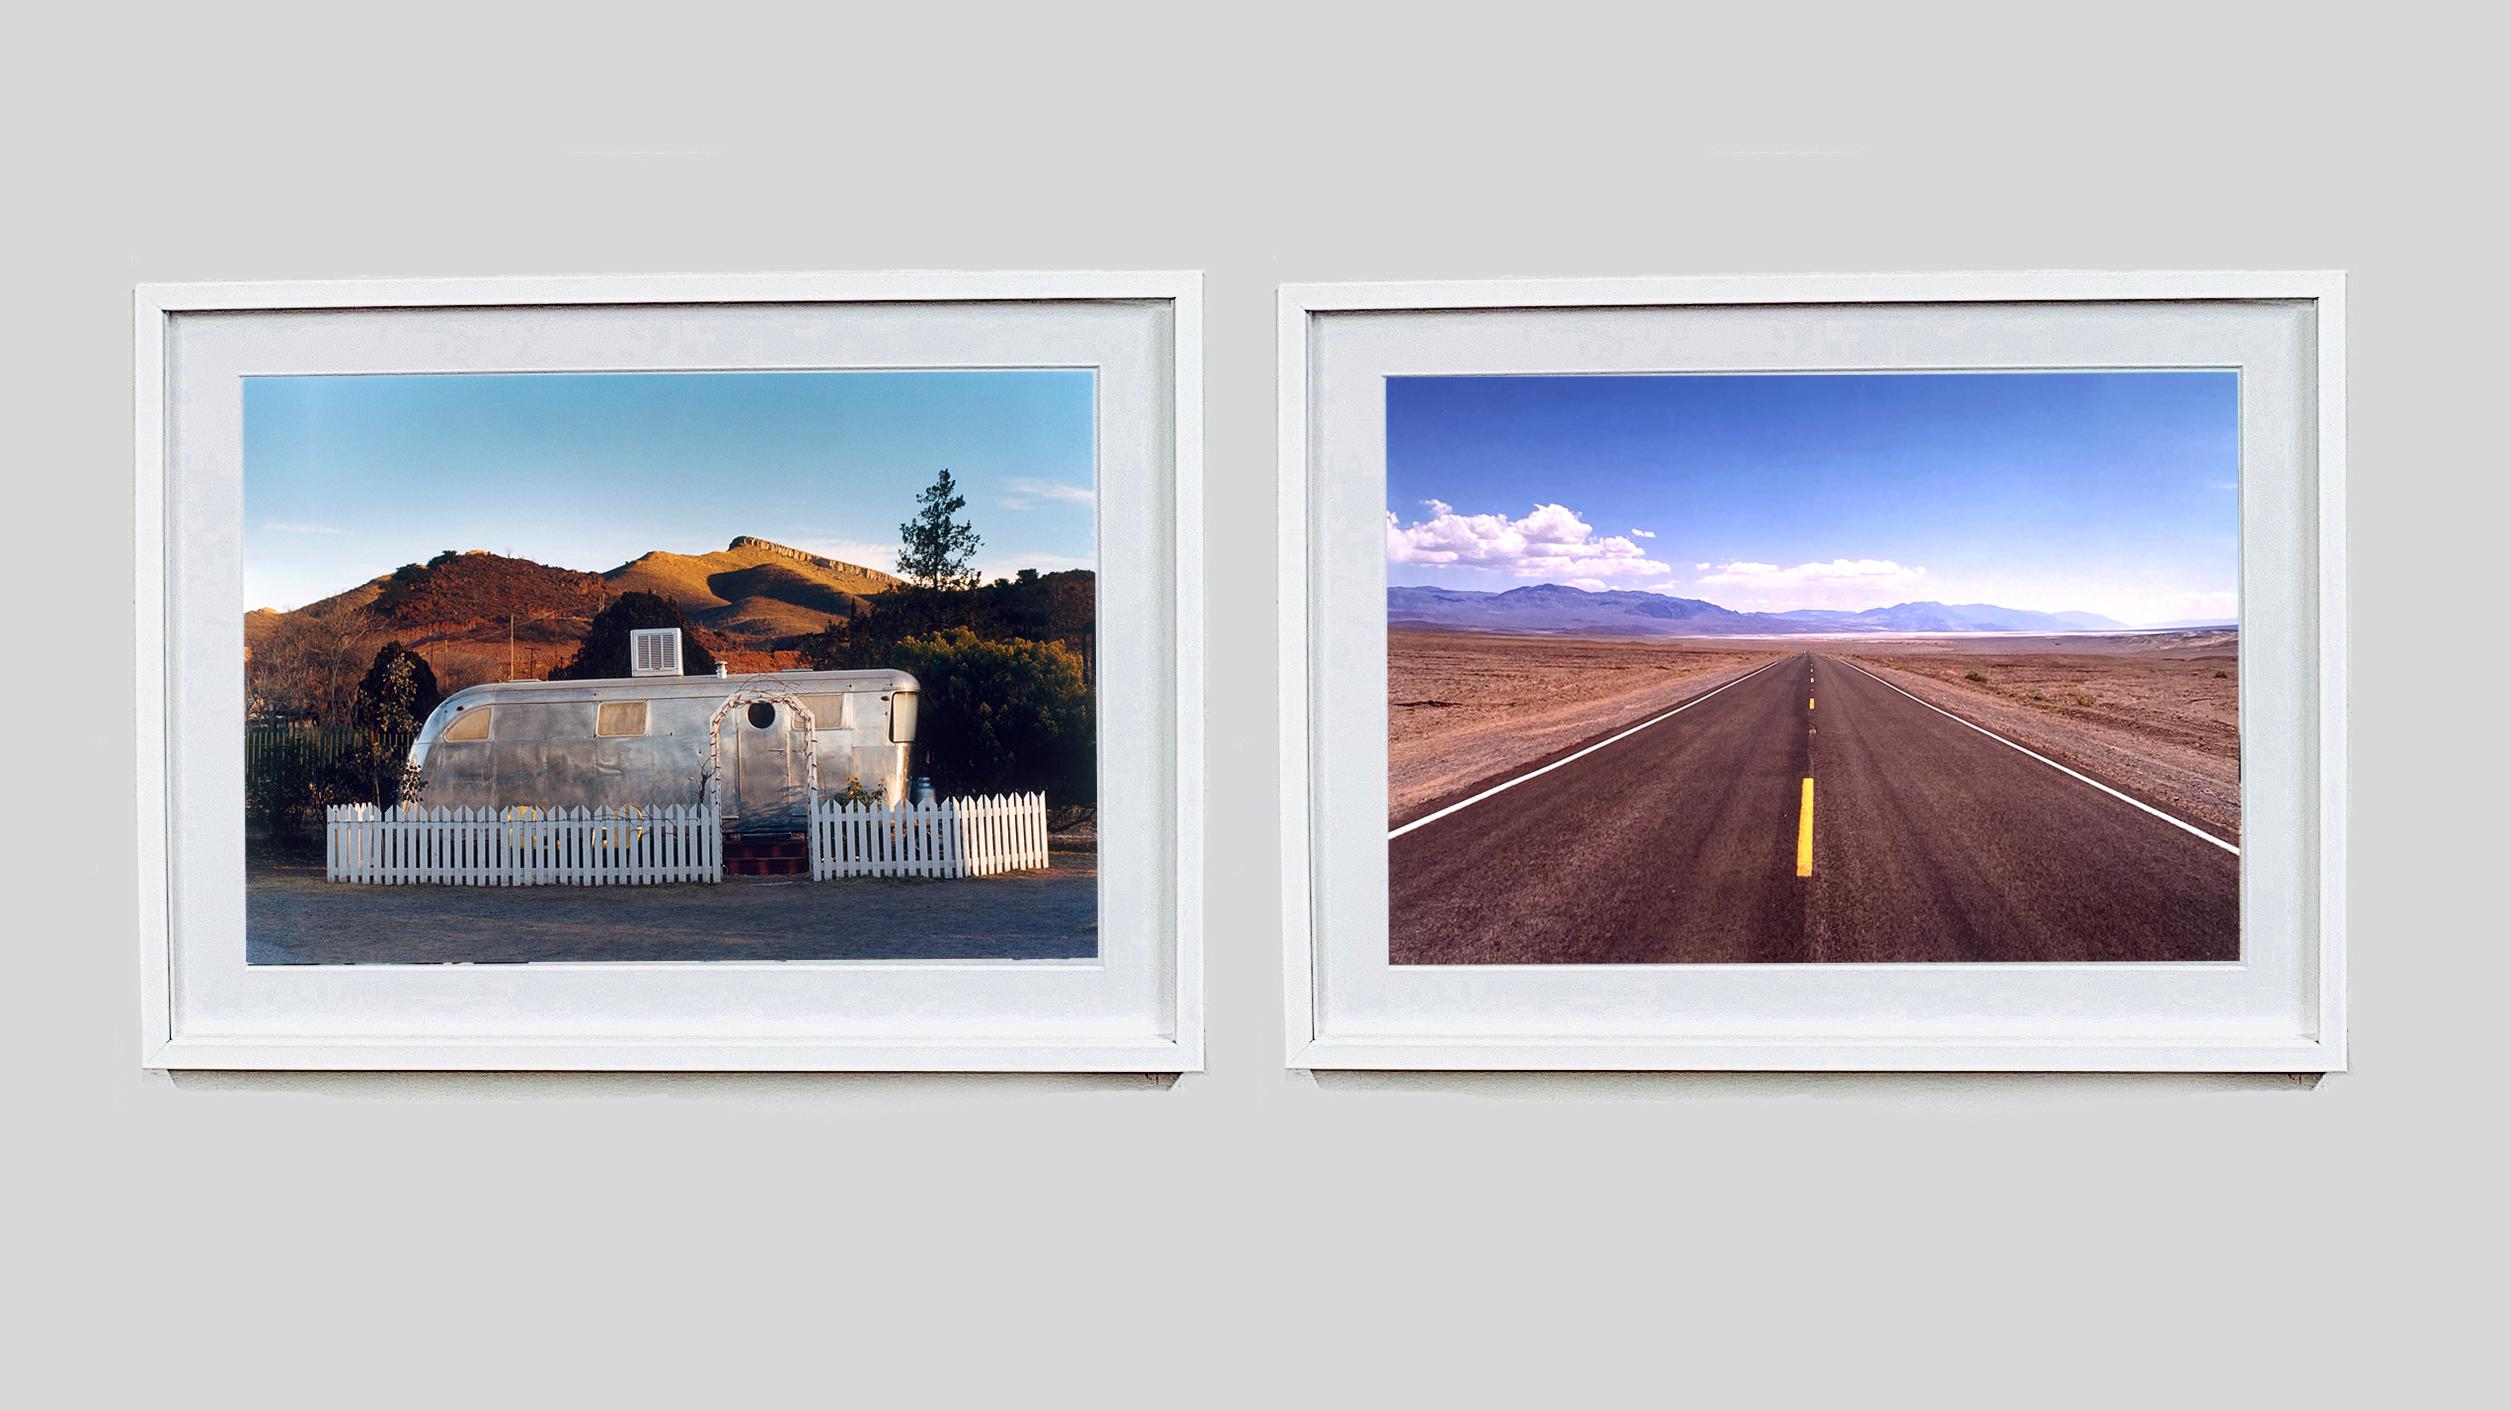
{"left": 244, "top": 550, "right": 608, "bottom": 658}
{"left": 605, "top": 535, "right": 900, "bottom": 625}
{"left": 248, "top": 537, "right": 906, "bottom": 690}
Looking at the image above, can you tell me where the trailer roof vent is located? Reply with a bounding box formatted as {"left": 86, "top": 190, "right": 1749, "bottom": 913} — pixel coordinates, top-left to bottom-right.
{"left": 629, "top": 627, "right": 683, "bottom": 677}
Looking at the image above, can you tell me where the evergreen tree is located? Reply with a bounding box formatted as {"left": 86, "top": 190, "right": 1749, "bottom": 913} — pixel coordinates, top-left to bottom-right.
{"left": 896, "top": 468, "right": 982, "bottom": 590}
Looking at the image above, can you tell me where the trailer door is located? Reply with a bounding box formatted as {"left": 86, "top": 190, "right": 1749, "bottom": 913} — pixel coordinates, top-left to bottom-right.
{"left": 729, "top": 698, "right": 806, "bottom": 835}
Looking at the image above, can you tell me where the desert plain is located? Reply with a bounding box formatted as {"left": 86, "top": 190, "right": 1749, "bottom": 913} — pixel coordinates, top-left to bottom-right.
{"left": 1388, "top": 630, "right": 1778, "bottom": 826}
{"left": 1389, "top": 627, "right": 2239, "bottom": 842}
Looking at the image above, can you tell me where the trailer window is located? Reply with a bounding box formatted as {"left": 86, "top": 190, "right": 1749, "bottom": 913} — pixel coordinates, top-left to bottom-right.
{"left": 888, "top": 690, "right": 918, "bottom": 744}
{"left": 798, "top": 694, "right": 850, "bottom": 732}
{"left": 442, "top": 707, "right": 490, "bottom": 742}
{"left": 595, "top": 701, "right": 648, "bottom": 737}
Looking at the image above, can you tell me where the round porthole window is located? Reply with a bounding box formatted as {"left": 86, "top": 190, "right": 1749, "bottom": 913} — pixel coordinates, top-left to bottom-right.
{"left": 746, "top": 701, "right": 776, "bottom": 729}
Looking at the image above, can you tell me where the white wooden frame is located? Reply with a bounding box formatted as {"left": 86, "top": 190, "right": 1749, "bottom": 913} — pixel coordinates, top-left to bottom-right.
{"left": 138, "top": 271, "right": 1203, "bottom": 1072}
{"left": 1280, "top": 272, "right": 2346, "bottom": 1073}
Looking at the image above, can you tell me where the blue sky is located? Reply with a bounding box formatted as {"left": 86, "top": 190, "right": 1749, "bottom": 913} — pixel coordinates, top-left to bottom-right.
{"left": 1386, "top": 371, "right": 2239, "bottom": 625}
{"left": 244, "top": 369, "right": 1095, "bottom": 611}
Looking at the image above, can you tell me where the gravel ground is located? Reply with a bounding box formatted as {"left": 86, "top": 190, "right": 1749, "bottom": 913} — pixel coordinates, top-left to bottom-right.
{"left": 247, "top": 845, "right": 1097, "bottom": 964}
{"left": 1388, "top": 630, "right": 1784, "bottom": 825}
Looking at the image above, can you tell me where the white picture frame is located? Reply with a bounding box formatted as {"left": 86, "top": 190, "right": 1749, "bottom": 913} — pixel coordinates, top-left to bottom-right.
{"left": 138, "top": 271, "right": 1203, "bottom": 1072}
{"left": 1279, "top": 272, "right": 2345, "bottom": 1073}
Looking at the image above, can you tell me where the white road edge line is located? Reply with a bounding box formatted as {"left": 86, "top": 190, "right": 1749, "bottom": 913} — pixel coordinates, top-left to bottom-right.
{"left": 1389, "top": 655, "right": 1795, "bottom": 841}
{"left": 1831, "top": 657, "right": 2239, "bottom": 857}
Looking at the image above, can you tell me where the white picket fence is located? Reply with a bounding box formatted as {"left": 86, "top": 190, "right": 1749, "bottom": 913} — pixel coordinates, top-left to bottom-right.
{"left": 324, "top": 803, "right": 722, "bottom": 885}
{"left": 807, "top": 792, "right": 1051, "bottom": 880}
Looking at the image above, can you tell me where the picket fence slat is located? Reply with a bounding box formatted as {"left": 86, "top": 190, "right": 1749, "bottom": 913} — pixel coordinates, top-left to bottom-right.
{"left": 323, "top": 802, "right": 723, "bottom": 886}
{"left": 328, "top": 794, "right": 1047, "bottom": 887}
{"left": 804, "top": 792, "right": 1050, "bottom": 881}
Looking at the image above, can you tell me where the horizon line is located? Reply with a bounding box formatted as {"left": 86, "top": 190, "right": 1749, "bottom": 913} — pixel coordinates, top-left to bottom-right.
{"left": 1388, "top": 579, "right": 2236, "bottom": 630}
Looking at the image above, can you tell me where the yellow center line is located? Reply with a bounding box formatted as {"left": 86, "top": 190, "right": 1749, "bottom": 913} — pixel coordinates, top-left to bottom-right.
{"left": 1796, "top": 776, "right": 1814, "bottom": 877}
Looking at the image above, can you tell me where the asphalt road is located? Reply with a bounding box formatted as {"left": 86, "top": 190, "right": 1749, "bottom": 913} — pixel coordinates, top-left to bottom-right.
{"left": 1388, "top": 652, "right": 2240, "bottom": 964}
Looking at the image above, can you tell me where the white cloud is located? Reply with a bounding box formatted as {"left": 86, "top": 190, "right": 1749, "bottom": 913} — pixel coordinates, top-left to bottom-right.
{"left": 1630, "top": 528, "right": 1655, "bottom": 539}
{"left": 1387, "top": 501, "right": 1673, "bottom": 582}
{"left": 794, "top": 538, "right": 905, "bottom": 573}
{"left": 1690, "top": 558, "right": 1930, "bottom": 611}
{"left": 264, "top": 521, "right": 345, "bottom": 535}
{"left": 1000, "top": 478, "right": 1094, "bottom": 510}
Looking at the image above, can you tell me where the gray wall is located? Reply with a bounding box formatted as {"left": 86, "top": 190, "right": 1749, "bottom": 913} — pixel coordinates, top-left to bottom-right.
{"left": 7, "top": 6, "right": 2497, "bottom": 1405}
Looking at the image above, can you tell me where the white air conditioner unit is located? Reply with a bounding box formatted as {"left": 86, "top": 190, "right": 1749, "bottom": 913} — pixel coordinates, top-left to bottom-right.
{"left": 629, "top": 627, "right": 684, "bottom": 677}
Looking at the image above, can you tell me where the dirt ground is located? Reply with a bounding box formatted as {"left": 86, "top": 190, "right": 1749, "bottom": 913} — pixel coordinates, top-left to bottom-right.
{"left": 1831, "top": 631, "right": 2240, "bottom": 839}
{"left": 247, "top": 844, "right": 1097, "bottom": 963}
{"left": 1388, "top": 630, "right": 1785, "bottom": 824}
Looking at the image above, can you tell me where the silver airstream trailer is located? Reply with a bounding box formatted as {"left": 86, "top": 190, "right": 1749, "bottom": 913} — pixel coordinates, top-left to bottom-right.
{"left": 407, "top": 631, "right": 918, "bottom": 837}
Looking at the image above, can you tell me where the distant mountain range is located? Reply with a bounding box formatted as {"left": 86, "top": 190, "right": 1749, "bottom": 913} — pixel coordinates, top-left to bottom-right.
{"left": 1388, "top": 583, "right": 2151, "bottom": 636}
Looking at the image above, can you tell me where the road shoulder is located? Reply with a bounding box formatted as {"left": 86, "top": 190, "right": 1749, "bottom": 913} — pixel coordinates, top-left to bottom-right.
{"left": 1834, "top": 656, "right": 2240, "bottom": 844}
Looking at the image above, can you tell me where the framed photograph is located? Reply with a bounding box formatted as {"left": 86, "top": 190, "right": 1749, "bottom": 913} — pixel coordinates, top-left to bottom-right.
{"left": 1280, "top": 272, "right": 2344, "bottom": 1072}
{"left": 138, "top": 271, "right": 1202, "bottom": 1071}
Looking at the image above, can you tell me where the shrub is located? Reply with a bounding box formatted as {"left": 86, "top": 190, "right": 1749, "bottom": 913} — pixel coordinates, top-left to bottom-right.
{"left": 246, "top": 727, "right": 423, "bottom": 846}
{"left": 1963, "top": 668, "right": 1990, "bottom": 684}
{"left": 554, "top": 592, "right": 719, "bottom": 680}
{"left": 799, "top": 571, "right": 1095, "bottom": 670}
{"left": 2029, "top": 690, "right": 2047, "bottom": 702}
{"left": 357, "top": 642, "right": 441, "bottom": 733}
{"left": 890, "top": 627, "right": 1093, "bottom": 802}
{"left": 372, "top": 560, "right": 434, "bottom": 615}
{"left": 2072, "top": 692, "right": 2097, "bottom": 707}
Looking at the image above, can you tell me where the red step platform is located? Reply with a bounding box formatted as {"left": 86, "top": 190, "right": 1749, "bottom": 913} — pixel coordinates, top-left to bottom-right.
{"left": 721, "top": 835, "right": 810, "bottom": 877}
